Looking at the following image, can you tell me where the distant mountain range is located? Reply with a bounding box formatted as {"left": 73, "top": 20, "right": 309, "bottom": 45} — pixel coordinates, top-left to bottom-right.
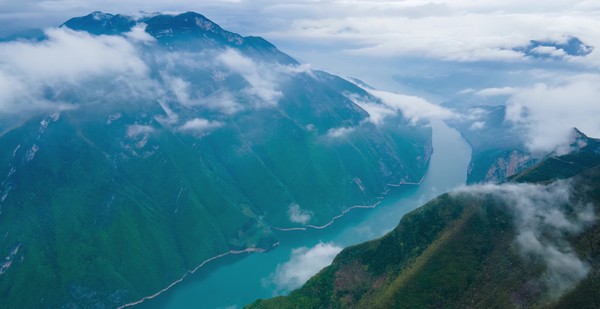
{"left": 249, "top": 131, "right": 600, "bottom": 308}
{"left": 0, "top": 12, "right": 432, "bottom": 308}
{"left": 514, "top": 36, "right": 594, "bottom": 59}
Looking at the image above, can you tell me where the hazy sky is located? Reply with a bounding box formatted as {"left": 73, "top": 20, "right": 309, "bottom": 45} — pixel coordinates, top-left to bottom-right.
{"left": 3, "top": 1, "right": 600, "bottom": 63}
{"left": 1, "top": 0, "right": 600, "bottom": 152}
{"left": 2, "top": 1, "right": 600, "bottom": 89}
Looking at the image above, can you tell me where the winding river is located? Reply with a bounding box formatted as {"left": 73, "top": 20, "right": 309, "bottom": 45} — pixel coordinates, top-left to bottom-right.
{"left": 139, "top": 119, "right": 471, "bottom": 309}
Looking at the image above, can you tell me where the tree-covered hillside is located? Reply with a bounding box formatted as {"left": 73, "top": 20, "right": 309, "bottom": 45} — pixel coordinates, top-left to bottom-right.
{"left": 249, "top": 132, "right": 600, "bottom": 308}
{"left": 0, "top": 11, "right": 431, "bottom": 308}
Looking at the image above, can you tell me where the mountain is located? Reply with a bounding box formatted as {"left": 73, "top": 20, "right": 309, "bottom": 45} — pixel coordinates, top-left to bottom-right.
{"left": 447, "top": 105, "right": 539, "bottom": 184}
{"left": 61, "top": 11, "right": 298, "bottom": 64}
{"left": 0, "top": 12, "right": 432, "bottom": 308}
{"left": 514, "top": 36, "right": 594, "bottom": 59}
{"left": 448, "top": 103, "right": 598, "bottom": 185}
{"left": 510, "top": 128, "right": 600, "bottom": 183}
{"left": 248, "top": 131, "right": 600, "bottom": 308}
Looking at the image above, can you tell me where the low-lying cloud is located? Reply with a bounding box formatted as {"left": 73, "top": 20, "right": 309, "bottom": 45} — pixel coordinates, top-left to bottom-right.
{"left": 126, "top": 124, "right": 155, "bottom": 138}
{"left": 368, "top": 89, "right": 457, "bottom": 124}
{"left": 344, "top": 93, "right": 397, "bottom": 126}
{"left": 504, "top": 76, "right": 600, "bottom": 154}
{"left": 475, "top": 87, "right": 517, "bottom": 97}
{"left": 217, "top": 48, "right": 283, "bottom": 107}
{"left": 346, "top": 89, "right": 455, "bottom": 127}
{"left": 178, "top": 118, "right": 224, "bottom": 134}
{"left": 0, "top": 28, "right": 151, "bottom": 116}
{"left": 326, "top": 127, "right": 355, "bottom": 139}
{"left": 0, "top": 24, "right": 316, "bottom": 138}
{"left": 287, "top": 203, "right": 313, "bottom": 225}
{"left": 0, "top": 28, "right": 147, "bottom": 81}
{"left": 345, "top": 82, "right": 457, "bottom": 126}
{"left": 454, "top": 181, "right": 596, "bottom": 298}
{"left": 269, "top": 242, "right": 342, "bottom": 293}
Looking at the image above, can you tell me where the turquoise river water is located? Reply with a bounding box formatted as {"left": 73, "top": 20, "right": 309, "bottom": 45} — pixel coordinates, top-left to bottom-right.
{"left": 139, "top": 119, "right": 471, "bottom": 308}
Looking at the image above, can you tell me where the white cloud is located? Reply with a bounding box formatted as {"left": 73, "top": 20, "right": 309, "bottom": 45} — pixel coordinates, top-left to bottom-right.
{"left": 277, "top": 63, "right": 313, "bottom": 75}
{"left": 124, "top": 23, "right": 156, "bottom": 43}
{"left": 2, "top": 5, "right": 598, "bottom": 161}
{"left": 160, "top": 71, "right": 243, "bottom": 114}
{"left": 345, "top": 93, "right": 396, "bottom": 126}
{"left": 368, "top": 89, "right": 457, "bottom": 124}
{"left": 530, "top": 46, "right": 568, "bottom": 58}
{"left": 465, "top": 107, "right": 489, "bottom": 121}
{"left": 0, "top": 18, "right": 308, "bottom": 131}
{"left": 126, "top": 125, "right": 154, "bottom": 137}
{"left": 287, "top": 203, "right": 312, "bottom": 225}
{"left": 470, "top": 121, "right": 486, "bottom": 130}
{"left": 0, "top": 27, "right": 151, "bottom": 116}
{"left": 217, "top": 48, "right": 282, "bottom": 107}
{"left": 268, "top": 1, "right": 600, "bottom": 64}
{"left": 4, "top": 1, "right": 600, "bottom": 67}
{"left": 504, "top": 76, "right": 600, "bottom": 153}
{"left": 0, "top": 28, "right": 147, "bottom": 81}
{"left": 270, "top": 242, "right": 342, "bottom": 293}
{"left": 218, "top": 48, "right": 257, "bottom": 74}
{"left": 327, "top": 126, "right": 355, "bottom": 139}
{"left": 475, "top": 87, "right": 517, "bottom": 97}
{"left": 345, "top": 82, "right": 457, "bottom": 126}
{"left": 202, "top": 91, "right": 243, "bottom": 115}
{"left": 155, "top": 100, "right": 180, "bottom": 126}
{"left": 178, "top": 118, "right": 224, "bottom": 133}
{"left": 163, "top": 75, "right": 196, "bottom": 107}
{"left": 454, "top": 181, "right": 595, "bottom": 298}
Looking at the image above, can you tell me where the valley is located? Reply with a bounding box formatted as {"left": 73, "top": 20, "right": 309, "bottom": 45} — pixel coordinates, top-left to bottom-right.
{"left": 249, "top": 132, "right": 600, "bottom": 308}
{"left": 137, "top": 120, "right": 470, "bottom": 308}
{"left": 0, "top": 11, "right": 433, "bottom": 308}
{"left": 1, "top": 4, "right": 599, "bottom": 309}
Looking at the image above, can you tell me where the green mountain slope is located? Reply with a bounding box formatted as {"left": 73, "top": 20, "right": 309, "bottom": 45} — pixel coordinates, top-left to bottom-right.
{"left": 0, "top": 12, "right": 431, "bottom": 308}
{"left": 248, "top": 132, "right": 600, "bottom": 308}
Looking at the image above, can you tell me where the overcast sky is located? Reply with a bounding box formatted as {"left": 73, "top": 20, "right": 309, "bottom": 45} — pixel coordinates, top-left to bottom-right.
{"left": 1, "top": 0, "right": 600, "bottom": 151}
{"left": 2, "top": 1, "right": 600, "bottom": 63}
{"left": 2, "top": 1, "right": 599, "bottom": 88}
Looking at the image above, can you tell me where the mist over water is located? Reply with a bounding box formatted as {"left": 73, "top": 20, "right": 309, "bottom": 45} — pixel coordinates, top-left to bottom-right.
{"left": 139, "top": 119, "right": 471, "bottom": 309}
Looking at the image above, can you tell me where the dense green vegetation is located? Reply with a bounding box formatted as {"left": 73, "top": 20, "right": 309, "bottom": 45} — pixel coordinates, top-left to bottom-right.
{"left": 510, "top": 132, "right": 600, "bottom": 183}
{"left": 249, "top": 134, "right": 600, "bottom": 308}
{"left": 0, "top": 12, "right": 431, "bottom": 308}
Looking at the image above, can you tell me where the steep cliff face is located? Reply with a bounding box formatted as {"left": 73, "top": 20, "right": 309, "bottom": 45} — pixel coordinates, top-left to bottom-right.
{"left": 483, "top": 150, "right": 534, "bottom": 181}
{"left": 447, "top": 105, "right": 539, "bottom": 184}
{"left": 468, "top": 148, "right": 538, "bottom": 183}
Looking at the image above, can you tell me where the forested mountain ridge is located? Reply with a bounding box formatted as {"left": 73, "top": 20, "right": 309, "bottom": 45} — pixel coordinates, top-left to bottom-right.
{"left": 0, "top": 11, "right": 432, "bottom": 308}
{"left": 249, "top": 130, "right": 600, "bottom": 308}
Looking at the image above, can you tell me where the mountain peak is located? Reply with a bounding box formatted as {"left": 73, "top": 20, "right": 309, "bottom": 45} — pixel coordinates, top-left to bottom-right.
{"left": 59, "top": 11, "right": 298, "bottom": 64}
{"left": 570, "top": 127, "right": 600, "bottom": 153}
{"left": 90, "top": 11, "right": 113, "bottom": 21}
{"left": 514, "top": 36, "right": 594, "bottom": 59}
{"left": 61, "top": 11, "right": 135, "bottom": 35}
{"left": 143, "top": 11, "right": 235, "bottom": 41}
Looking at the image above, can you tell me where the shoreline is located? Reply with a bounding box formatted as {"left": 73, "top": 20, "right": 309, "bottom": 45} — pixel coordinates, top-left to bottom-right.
{"left": 120, "top": 174, "right": 427, "bottom": 308}
{"left": 117, "top": 242, "right": 279, "bottom": 309}
{"left": 274, "top": 202, "right": 381, "bottom": 231}
{"left": 274, "top": 176, "right": 424, "bottom": 232}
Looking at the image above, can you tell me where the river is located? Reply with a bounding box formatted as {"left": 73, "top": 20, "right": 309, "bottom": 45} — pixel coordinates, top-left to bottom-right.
{"left": 139, "top": 119, "right": 471, "bottom": 309}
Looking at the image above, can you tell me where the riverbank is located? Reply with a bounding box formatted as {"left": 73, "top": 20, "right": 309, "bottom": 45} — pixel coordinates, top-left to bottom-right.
{"left": 133, "top": 119, "right": 470, "bottom": 309}
{"left": 118, "top": 244, "right": 279, "bottom": 308}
